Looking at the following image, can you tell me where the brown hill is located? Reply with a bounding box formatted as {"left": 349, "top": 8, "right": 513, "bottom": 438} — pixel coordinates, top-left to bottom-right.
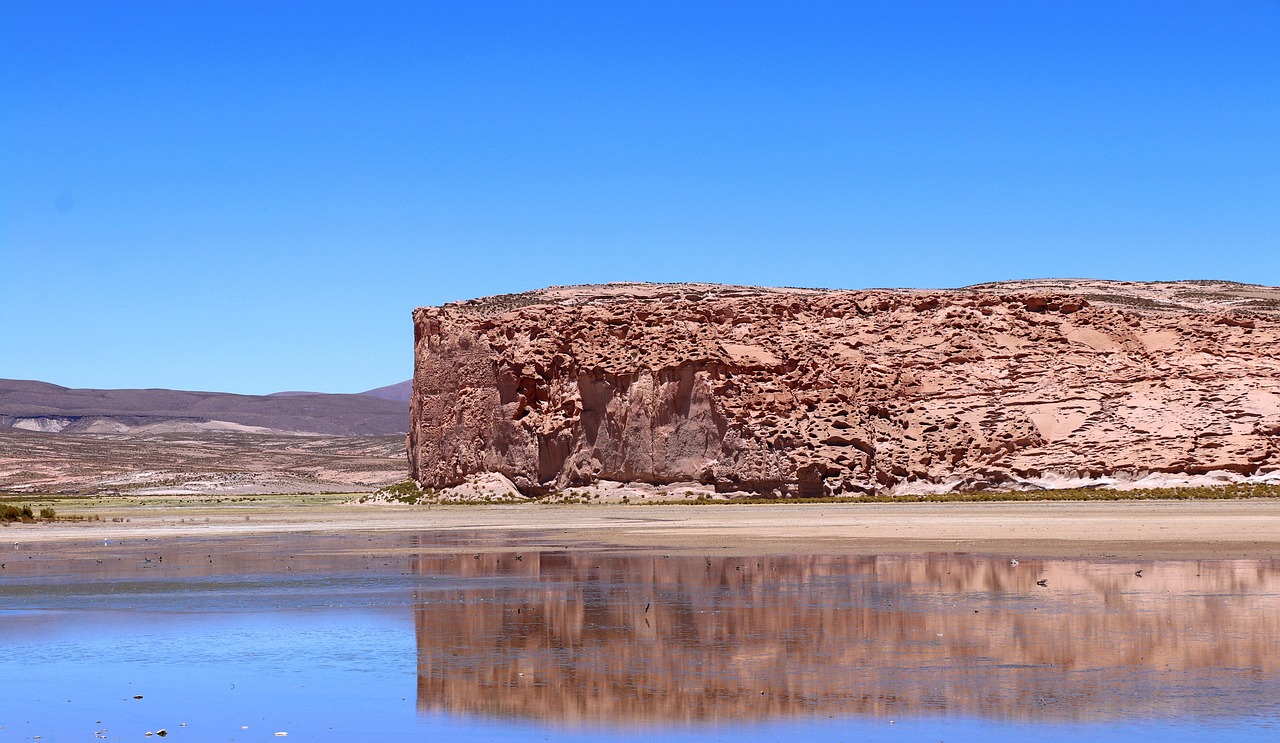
{"left": 408, "top": 280, "right": 1280, "bottom": 496}
{"left": 0, "top": 378, "right": 409, "bottom": 436}
{"left": 361, "top": 380, "right": 413, "bottom": 403}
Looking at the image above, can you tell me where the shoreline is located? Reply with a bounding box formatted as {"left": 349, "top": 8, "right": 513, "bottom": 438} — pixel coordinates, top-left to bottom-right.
{"left": 4, "top": 498, "right": 1280, "bottom": 560}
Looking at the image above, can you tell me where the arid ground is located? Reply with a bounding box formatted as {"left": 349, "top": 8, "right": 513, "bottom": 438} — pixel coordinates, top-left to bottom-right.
{"left": 0, "top": 430, "right": 406, "bottom": 494}
{"left": 6, "top": 496, "right": 1280, "bottom": 560}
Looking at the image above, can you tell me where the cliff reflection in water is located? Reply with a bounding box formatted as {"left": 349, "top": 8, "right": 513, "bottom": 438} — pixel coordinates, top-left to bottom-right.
{"left": 413, "top": 552, "right": 1280, "bottom": 726}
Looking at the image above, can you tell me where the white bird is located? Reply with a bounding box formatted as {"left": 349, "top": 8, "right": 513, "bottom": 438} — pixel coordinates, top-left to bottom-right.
{"left": 1009, "top": 558, "right": 1019, "bottom": 566}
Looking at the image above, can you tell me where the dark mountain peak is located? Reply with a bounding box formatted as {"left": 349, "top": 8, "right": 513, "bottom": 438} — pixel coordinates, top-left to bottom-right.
{"left": 361, "top": 380, "right": 412, "bottom": 403}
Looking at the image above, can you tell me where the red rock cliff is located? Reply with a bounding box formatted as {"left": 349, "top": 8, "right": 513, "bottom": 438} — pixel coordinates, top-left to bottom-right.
{"left": 409, "top": 281, "right": 1280, "bottom": 496}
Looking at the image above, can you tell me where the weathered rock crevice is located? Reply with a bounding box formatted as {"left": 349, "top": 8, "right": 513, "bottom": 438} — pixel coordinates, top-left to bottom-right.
{"left": 409, "top": 281, "right": 1280, "bottom": 496}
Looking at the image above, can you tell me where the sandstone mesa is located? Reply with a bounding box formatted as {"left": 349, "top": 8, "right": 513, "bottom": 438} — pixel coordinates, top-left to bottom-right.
{"left": 408, "top": 280, "right": 1280, "bottom": 497}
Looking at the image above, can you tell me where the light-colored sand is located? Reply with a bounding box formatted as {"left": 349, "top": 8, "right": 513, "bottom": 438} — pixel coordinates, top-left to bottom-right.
{"left": 7, "top": 498, "right": 1280, "bottom": 559}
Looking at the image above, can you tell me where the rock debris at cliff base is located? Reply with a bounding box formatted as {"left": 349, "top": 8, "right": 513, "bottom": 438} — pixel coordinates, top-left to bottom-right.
{"left": 408, "top": 280, "right": 1280, "bottom": 497}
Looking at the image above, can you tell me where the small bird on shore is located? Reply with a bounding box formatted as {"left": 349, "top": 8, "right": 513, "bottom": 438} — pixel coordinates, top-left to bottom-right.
{"left": 1010, "top": 558, "right": 1019, "bottom": 566}
{"left": 1036, "top": 579, "right": 1048, "bottom": 587}
{"left": 1135, "top": 569, "right": 1143, "bottom": 578}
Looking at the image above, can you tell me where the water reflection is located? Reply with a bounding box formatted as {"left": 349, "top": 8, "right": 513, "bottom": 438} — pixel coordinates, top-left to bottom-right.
{"left": 412, "top": 552, "right": 1280, "bottom": 725}
{"left": 6, "top": 536, "right": 1280, "bottom": 731}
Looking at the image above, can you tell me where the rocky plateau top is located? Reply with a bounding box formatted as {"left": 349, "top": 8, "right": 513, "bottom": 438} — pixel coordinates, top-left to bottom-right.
{"left": 408, "top": 279, "right": 1280, "bottom": 496}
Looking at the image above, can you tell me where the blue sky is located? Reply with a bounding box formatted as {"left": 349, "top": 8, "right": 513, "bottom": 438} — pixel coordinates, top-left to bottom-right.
{"left": 2, "top": 1, "right": 1278, "bottom": 394}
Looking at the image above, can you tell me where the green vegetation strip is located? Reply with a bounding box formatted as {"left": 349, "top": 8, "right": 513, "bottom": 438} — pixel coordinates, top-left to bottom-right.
{"left": 649, "top": 482, "right": 1280, "bottom": 505}
{"left": 6, "top": 482, "right": 1279, "bottom": 513}
{"left": 0, "top": 503, "right": 76, "bottom": 522}
{"left": 370, "top": 480, "right": 1280, "bottom": 506}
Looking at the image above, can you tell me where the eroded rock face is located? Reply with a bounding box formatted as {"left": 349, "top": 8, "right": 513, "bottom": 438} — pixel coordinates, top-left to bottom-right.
{"left": 409, "top": 281, "right": 1280, "bottom": 495}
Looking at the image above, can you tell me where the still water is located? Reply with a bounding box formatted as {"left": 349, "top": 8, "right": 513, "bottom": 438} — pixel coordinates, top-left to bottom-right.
{"left": 1, "top": 533, "right": 1278, "bottom": 741}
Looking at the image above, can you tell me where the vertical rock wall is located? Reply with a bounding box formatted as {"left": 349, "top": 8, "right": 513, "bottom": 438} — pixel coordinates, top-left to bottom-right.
{"left": 409, "top": 282, "right": 1280, "bottom": 495}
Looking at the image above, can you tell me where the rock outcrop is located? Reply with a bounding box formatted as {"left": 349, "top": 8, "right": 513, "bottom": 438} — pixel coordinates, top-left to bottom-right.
{"left": 408, "top": 280, "right": 1280, "bottom": 496}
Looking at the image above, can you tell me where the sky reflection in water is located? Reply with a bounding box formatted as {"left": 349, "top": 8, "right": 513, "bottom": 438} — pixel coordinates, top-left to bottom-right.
{"left": 1, "top": 534, "right": 1278, "bottom": 741}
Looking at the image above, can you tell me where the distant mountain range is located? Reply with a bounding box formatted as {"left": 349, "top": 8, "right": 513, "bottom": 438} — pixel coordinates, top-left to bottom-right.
{"left": 359, "top": 380, "right": 412, "bottom": 403}
{"left": 0, "top": 378, "right": 412, "bottom": 436}
{"left": 267, "top": 380, "right": 413, "bottom": 403}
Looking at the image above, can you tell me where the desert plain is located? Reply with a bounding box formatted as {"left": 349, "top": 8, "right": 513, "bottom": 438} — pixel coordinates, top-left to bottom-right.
{"left": 6, "top": 279, "right": 1280, "bottom": 740}
{"left": 6, "top": 279, "right": 1280, "bottom": 571}
{"left": 6, "top": 494, "right": 1280, "bottom": 561}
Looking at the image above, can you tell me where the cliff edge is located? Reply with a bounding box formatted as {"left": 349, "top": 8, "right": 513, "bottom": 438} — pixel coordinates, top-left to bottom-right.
{"left": 409, "top": 280, "right": 1280, "bottom": 496}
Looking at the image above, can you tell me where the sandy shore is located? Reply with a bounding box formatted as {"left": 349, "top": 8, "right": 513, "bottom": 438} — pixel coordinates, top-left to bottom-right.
{"left": 5, "top": 497, "right": 1280, "bottom": 559}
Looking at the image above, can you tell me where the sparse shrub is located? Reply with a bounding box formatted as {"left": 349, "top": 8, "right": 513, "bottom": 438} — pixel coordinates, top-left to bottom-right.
{"left": 39, "top": 507, "right": 55, "bottom": 519}
{"left": 375, "top": 480, "right": 426, "bottom": 504}
{"left": 1, "top": 504, "right": 34, "bottom": 521}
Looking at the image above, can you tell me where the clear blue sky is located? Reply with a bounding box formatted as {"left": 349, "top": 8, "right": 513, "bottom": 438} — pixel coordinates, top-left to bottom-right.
{"left": 3, "top": 1, "right": 1277, "bottom": 395}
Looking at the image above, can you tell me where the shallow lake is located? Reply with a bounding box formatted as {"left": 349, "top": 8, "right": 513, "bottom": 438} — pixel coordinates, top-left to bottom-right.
{"left": 2, "top": 533, "right": 1278, "bottom": 741}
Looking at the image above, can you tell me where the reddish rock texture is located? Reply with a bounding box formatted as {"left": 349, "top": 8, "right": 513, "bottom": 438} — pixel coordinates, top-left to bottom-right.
{"left": 409, "top": 281, "right": 1280, "bottom": 496}
{"left": 414, "top": 552, "right": 1280, "bottom": 723}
